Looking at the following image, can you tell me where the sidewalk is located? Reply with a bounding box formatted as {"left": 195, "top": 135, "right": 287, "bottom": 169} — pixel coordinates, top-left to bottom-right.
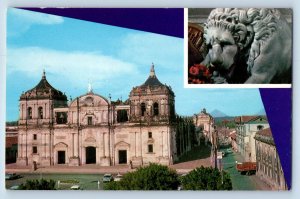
{"left": 6, "top": 163, "right": 134, "bottom": 174}
{"left": 6, "top": 163, "right": 196, "bottom": 175}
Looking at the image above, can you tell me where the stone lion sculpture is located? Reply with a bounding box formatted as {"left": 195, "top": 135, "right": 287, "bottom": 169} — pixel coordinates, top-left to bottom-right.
{"left": 201, "top": 8, "right": 292, "bottom": 83}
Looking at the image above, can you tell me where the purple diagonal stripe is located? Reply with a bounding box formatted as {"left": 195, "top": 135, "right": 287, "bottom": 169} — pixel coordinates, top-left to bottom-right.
{"left": 259, "top": 88, "right": 292, "bottom": 189}
{"left": 20, "top": 8, "right": 184, "bottom": 38}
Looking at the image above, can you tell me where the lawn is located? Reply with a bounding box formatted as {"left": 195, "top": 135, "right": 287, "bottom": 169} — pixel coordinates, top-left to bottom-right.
{"left": 6, "top": 173, "right": 104, "bottom": 190}
{"left": 175, "top": 144, "right": 211, "bottom": 163}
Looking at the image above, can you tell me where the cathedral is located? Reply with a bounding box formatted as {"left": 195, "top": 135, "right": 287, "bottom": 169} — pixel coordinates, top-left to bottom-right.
{"left": 16, "top": 64, "right": 190, "bottom": 167}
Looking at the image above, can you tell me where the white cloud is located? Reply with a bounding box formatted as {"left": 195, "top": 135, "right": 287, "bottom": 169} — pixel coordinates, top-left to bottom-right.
{"left": 118, "top": 33, "right": 183, "bottom": 71}
{"left": 7, "top": 8, "right": 64, "bottom": 36}
{"left": 7, "top": 47, "right": 139, "bottom": 88}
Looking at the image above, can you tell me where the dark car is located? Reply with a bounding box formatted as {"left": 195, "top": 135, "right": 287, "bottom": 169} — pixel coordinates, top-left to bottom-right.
{"left": 102, "top": 174, "right": 113, "bottom": 183}
{"left": 5, "top": 173, "right": 21, "bottom": 180}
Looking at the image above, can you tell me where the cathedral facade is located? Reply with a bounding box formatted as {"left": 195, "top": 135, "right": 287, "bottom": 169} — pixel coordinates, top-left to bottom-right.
{"left": 17, "top": 65, "right": 182, "bottom": 167}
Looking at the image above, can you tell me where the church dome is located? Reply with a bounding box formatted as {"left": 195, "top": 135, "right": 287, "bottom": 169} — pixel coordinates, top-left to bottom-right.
{"left": 20, "top": 70, "right": 67, "bottom": 101}
{"left": 140, "top": 64, "right": 164, "bottom": 87}
{"left": 130, "top": 64, "right": 174, "bottom": 96}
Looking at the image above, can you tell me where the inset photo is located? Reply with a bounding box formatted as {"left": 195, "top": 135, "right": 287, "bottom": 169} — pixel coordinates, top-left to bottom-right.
{"left": 188, "top": 8, "right": 292, "bottom": 84}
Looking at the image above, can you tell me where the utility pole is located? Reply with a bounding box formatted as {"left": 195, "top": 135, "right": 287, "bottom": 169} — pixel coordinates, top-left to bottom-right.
{"left": 212, "top": 125, "right": 218, "bottom": 169}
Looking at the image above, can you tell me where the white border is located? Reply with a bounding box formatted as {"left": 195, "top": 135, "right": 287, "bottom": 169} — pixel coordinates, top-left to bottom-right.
{"left": 186, "top": 84, "right": 292, "bottom": 88}
{"left": 184, "top": 8, "right": 293, "bottom": 88}
{"left": 184, "top": 8, "right": 189, "bottom": 88}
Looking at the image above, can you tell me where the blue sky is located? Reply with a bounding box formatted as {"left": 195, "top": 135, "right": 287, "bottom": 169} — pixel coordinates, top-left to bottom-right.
{"left": 6, "top": 8, "right": 265, "bottom": 121}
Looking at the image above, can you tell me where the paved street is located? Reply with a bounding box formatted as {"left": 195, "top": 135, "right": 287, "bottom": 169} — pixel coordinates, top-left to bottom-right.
{"left": 5, "top": 145, "right": 272, "bottom": 190}
{"left": 221, "top": 150, "right": 272, "bottom": 190}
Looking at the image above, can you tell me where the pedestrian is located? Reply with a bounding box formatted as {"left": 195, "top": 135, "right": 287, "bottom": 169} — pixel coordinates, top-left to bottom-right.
{"left": 129, "top": 160, "right": 133, "bottom": 169}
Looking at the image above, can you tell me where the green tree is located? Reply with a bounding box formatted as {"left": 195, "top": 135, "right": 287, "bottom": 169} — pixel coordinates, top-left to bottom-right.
{"left": 19, "top": 178, "right": 56, "bottom": 190}
{"left": 181, "top": 166, "right": 232, "bottom": 190}
{"left": 104, "top": 163, "right": 180, "bottom": 190}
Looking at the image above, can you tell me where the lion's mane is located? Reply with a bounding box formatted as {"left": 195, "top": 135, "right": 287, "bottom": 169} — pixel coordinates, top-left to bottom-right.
{"left": 204, "top": 8, "right": 286, "bottom": 74}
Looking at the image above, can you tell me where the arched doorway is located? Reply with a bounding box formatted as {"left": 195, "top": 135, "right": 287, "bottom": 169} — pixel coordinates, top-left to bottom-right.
{"left": 115, "top": 141, "right": 130, "bottom": 164}
{"left": 118, "top": 150, "right": 127, "bottom": 164}
{"left": 86, "top": 146, "right": 96, "bottom": 164}
{"left": 54, "top": 142, "right": 68, "bottom": 165}
{"left": 57, "top": 151, "right": 66, "bottom": 164}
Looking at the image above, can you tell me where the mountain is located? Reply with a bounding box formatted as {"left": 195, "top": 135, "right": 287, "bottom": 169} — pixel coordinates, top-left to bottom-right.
{"left": 210, "top": 109, "right": 229, "bottom": 118}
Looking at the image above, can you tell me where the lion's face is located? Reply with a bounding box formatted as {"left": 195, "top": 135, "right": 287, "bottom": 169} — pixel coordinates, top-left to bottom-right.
{"left": 205, "top": 27, "right": 238, "bottom": 76}
{"left": 201, "top": 8, "right": 291, "bottom": 83}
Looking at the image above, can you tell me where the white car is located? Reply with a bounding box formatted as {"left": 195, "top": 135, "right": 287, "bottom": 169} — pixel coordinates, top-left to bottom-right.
{"left": 70, "top": 185, "right": 80, "bottom": 190}
{"left": 114, "top": 173, "right": 123, "bottom": 182}
{"left": 226, "top": 148, "right": 232, "bottom": 153}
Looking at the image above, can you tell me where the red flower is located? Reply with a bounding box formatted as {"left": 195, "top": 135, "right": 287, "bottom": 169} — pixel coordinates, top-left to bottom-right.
{"left": 188, "top": 64, "right": 212, "bottom": 84}
{"left": 189, "top": 65, "right": 200, "bottom": 76}
{"left": 197, "top": 64, "right": 207, "bottom": 71}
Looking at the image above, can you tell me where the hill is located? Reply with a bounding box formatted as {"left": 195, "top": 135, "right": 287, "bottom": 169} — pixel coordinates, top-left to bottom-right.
{"left": 210, "top": 109, "right": 228, "bottom": 118}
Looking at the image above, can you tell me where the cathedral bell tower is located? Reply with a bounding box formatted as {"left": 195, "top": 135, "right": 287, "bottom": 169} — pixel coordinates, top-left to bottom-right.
{"left": 129, "top": 63, "right": 175, "bottom": 124}
{"left": 17, "top": 70, "right": 68, "bottom": 166}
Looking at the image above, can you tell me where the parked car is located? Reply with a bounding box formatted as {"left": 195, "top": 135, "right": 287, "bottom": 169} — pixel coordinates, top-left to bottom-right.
{"left": 9, "top": 185, "right": 20, "bottom": 190}
{"left": 5, "top": 173, "right": 21, "bottom": 180}
{"left": 114, "top": 173, "right": 123, "bottom": 182}
{"left": 70, "top": 185, "right": 81, "bottom": 190}
{"left": 102, "top": 174, "right": 113, "bottom": 183}
{"left": 236, "top": 161, "right": 256, "bottom": 175}
{"left": 226, "top": 148, "right": 232, "bottom": 153}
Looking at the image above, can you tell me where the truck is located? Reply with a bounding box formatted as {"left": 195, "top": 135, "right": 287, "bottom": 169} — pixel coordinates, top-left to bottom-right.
{"left": 236, "top": 161, "right": 256, "bottom": 175}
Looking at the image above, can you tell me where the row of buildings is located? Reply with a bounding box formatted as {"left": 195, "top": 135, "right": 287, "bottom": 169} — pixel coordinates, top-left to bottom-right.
{"left": 234, "top": 116, "right": 287, "bottom": 190}
{"left": 11, "top": 64, "right": 208, "bottom": 168}
{"left": 5, "top": 125, "right": 18, "bottom": 164}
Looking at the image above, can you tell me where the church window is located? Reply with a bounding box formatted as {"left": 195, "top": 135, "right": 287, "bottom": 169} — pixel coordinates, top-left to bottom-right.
{"left": 56, "top": 112, "right": 67, "bottom": 124}
{"left": 88, "top": 116, "right": 93, "bottom": 125}
{"left": 33, "top": 134, "right": 37, "bottom": 140}
{"left": 200, "top": 124, "right": 204, "bottom": 131}
{"left": 170, "top": 103, "right": 175, "bottom": 119}
{"left": 148, "top": 144, "right": 153, "bottom": 153}
{"left": 117, "top": 110, "right": 128, "bottom": 123}
{"left": 38, "top": 107, "right": 43, "bottom": 119}
{"left": 148, "top": 132, "right": 152, "bottom": 139}
{"left": 32, "top": 146, "right": 37, "bottom": 154}
{"left": 141, "top": 103, "right": 146, "bottom": 116}
{"left": 27, "top": 107, "right": 32, "bottom": 119}
{"left": 153, "top": 102, "right": 159, "bottom": 116}
{"left": 257, "top": 125, "right": 264, "bottom": 130}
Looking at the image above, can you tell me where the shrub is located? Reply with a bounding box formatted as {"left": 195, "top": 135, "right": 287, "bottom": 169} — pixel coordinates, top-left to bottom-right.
{"left": 104, "top": 181, "right": 121, "bottom": 190}
{"left": 181, "top": 166, "right": 232, "bottom": 190}
{"left": 19, "top": 178, "right": 56, "bottom": 190}
{"left": 105, "top": 163, "right": 180, "bottom": 190}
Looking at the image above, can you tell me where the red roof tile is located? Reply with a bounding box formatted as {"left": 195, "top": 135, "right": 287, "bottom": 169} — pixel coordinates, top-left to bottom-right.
{"left": 234, "top": 115, "right": 267, "bottom": 123}
{"left": 256, "top": 128, "right": 272, "bottom": 137}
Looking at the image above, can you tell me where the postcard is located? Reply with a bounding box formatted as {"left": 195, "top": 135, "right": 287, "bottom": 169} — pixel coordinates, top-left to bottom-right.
{"left": 5, "top": 8, "right": 291, "bottom": 191}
